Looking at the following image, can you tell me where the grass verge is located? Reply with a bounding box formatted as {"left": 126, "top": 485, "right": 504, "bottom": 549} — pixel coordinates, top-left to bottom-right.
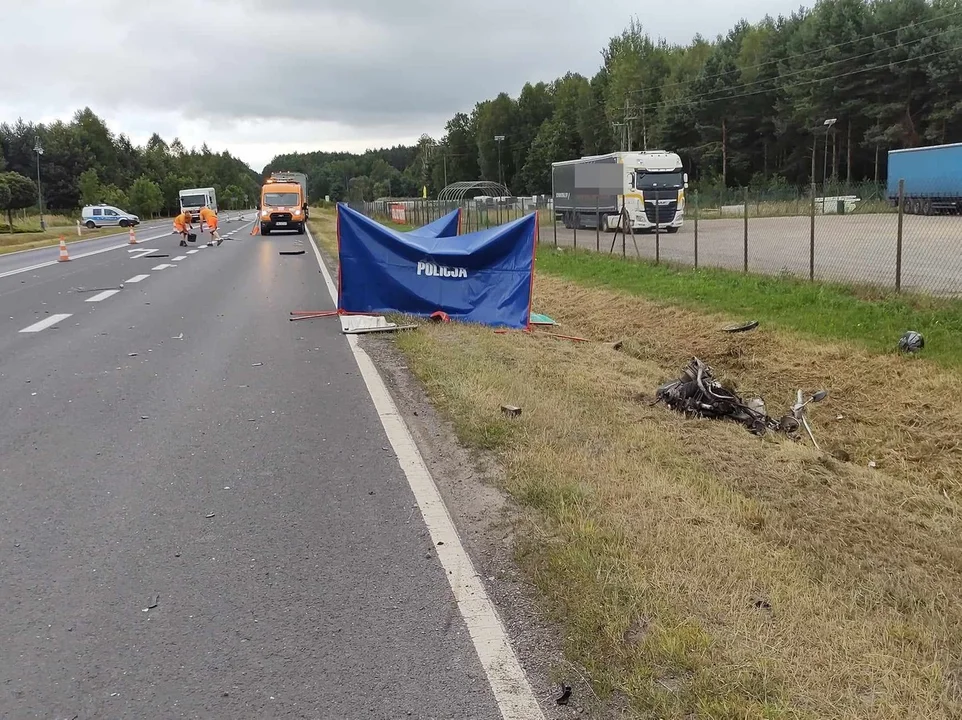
{"left": 538, "top": 246, "right": 962, "bottom": 369}
{"left": 310, "top": 208, "right": 962, "bottom": 718}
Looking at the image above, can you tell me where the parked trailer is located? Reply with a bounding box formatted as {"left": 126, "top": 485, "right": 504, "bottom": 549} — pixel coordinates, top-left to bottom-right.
{"left": 888, "top": 143, "right": 962, "bottom": 215}
{"left": 551, "top": 151, "right": 688, "bottom": 232}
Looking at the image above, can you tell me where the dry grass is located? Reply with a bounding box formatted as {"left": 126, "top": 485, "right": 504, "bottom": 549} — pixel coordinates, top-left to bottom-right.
{"left": 309, "top": 209, "right": 962, "bottom": 718}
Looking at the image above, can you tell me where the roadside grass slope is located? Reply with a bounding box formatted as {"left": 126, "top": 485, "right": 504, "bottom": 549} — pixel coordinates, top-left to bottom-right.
{"left": 309, "top": 209, "right": 962, "bottom": 718}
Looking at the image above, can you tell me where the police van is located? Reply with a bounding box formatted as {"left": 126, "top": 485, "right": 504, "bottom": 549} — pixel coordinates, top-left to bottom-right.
{"left": 81, "top": 205, "right": 141, "bottom": 229}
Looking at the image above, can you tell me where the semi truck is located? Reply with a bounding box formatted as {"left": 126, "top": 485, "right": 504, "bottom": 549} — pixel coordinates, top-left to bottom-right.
{"left": 552, "top": 151, "right": 688, "bottom": 233}
{"left": 887, "top": 143, "right": 962, "bottom": 215}
{"left": 265, "top": 172, "right": 309, "bottom": 219}
{"left": 179, "top": 187, "right": 217, "bottom": 223}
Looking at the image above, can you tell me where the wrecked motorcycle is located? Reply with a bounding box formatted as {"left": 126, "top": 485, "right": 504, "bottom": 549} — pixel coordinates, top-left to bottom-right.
{"left": 655, "top": 357, "right": 827, "bottom": 440}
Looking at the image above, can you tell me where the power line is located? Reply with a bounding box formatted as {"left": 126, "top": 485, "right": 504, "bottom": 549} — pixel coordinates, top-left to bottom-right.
{"left": 627, "top": 8, "right": 962, "bottom": 99}
{"left": 630, "top": 42, "right": 962, "bottom": 115}
{"left": 655, "top": 25, "right": 957, "bottom": 108}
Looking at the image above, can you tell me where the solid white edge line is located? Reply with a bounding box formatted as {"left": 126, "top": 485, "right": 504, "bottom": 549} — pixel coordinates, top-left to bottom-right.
{"left": 19, "top": 313, "right": 72, "bottom": 333}
{"left": 85, "top": 289, "right": 121, "bottom": 302}
{"left": 305, "top": 226, "right": 545, "bottom": 720}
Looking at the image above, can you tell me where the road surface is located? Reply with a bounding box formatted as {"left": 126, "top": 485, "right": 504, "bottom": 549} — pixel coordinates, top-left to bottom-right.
{"left": 546, "top": 212, "right": 962, "bottom": 295}
{"left": 0, "top": 215, "right": 518, "bottom": 718}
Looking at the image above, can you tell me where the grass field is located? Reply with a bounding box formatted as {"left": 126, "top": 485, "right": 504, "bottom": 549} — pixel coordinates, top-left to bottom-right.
{"left": 309, "top": 209, "right": 962, "bottom": 718}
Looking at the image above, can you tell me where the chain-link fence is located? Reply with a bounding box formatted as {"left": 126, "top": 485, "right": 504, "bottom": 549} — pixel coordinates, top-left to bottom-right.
{"left": 349, "top": 181, "right": 962, "bottom": 296}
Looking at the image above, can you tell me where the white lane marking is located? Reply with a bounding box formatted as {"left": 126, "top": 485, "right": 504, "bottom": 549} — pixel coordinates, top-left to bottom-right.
{"left": 186, "top": 249, "right": 199, "bottom": 255}
{"left": 172, "top": 255, "right": 188, "bottom": 262}
{"left": 152, "top": 264, "right": 175, "bottom": 271}
{"left": 129, "top": 248, "right": 158, "bottom": 259}
{"left": 125, "top": 274, "right": 150, "bottom": 283}
{"left": 306, "top": 228, "right": 545, "bottom": 720}
{"left": 85, "top": 289, "right": 121, "bottom": 302}
{"left": 19, "top": 313, "right": 72, "bottom": 333}
{"left": 0, "top": 217, "right": 252, "bottom": 279}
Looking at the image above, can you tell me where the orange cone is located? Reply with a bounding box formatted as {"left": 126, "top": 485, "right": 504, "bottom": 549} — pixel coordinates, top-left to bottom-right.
{"left": 58, "top": 237, "right": 70, "bottom": 262}
{"left": 128, "top": 226, "right": 137, "bottom": 244}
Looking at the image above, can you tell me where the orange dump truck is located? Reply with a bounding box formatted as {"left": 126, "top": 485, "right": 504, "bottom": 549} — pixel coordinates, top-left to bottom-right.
{"left": 259, "top": 177, "right": 307, "bottom": 235}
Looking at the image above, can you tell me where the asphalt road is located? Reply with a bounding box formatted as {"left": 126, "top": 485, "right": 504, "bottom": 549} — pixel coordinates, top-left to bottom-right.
{"left": 547, "top": 212, "right": 962, "bottom": 295}
{"left": 0, "top": 215, "right": 505, "bottom": 718}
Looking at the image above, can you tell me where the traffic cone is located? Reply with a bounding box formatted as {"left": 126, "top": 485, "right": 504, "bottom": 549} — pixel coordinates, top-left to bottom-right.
{"left": 128, "top": 226, "right": 137, "bottom": 244}
{"left": 58, "top": 237, "right": 70, "bottom": 262}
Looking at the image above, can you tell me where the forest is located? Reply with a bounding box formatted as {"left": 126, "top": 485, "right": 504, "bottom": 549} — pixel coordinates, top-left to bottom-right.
{"left": 264, "top": 0, "right": 962, "bottom": 202}
{"left": 0, "top": 108, "right": 260, "bottom": 218}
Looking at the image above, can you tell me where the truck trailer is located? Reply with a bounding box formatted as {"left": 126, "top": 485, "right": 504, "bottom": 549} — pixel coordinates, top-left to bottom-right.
{"left": 266, "top": 172, "right": 309, "bottom": 219}
{"left": 887, "top": 143, "right": 962, "bottom": 215}
{"left": 551, "top": 151, "right": 688, "bottom": 232}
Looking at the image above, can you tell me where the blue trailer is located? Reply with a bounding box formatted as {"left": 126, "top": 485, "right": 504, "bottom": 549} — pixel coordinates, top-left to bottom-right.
{"left": 887, "top": 143, "right": 962, "bottom": 215}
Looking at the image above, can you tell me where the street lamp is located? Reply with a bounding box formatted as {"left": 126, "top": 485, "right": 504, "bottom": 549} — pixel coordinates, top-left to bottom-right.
{"left": 33, "top": 138, "right": 45, "bottom": 230}
{"left": 822, "top": 118, "right": 837, "bottom": 213}
{"left": 494, "top": 135, "right": 505, "bottom": 189}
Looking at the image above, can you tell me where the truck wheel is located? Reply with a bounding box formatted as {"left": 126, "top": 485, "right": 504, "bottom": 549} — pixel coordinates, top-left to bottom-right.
{"left": 85, "top": 220, "right": 96, "bottom": 229}
{"left": 922, "top": 199, "right": 933, "bottom": 216}
{"left": 562, "top": 213, "right": 572, "bottom": 229}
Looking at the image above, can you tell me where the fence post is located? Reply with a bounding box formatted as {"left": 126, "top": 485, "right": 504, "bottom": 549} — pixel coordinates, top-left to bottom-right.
{"left": 743, "top": 187, "right": 749, "bottom": 273}
{"left": 553, "top": 204, "right": 557, "bottom": 247}
{"left": 896, "top": 178, "right": 904, "bottom": 293}
{"left": 693, "top": 189, "right": 699, "bottom": 269}
{"left": 655, "top": 189, "right": 661, "bottom": 264}
{"left": 573, "top": 212, "right": 578, "bottom": 250}
{"left": 595, "top": 196, "right": 600, "bottom": 252}
{"left": 809, "top": 183, "right": 816, "bottom": 281}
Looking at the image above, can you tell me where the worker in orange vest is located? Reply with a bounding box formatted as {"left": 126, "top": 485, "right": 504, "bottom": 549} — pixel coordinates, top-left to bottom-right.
{"left": 199, "top": 206, "right": 222, "bottom": 246}
{"left": 173, "top": 211, "right": 193, "bottom": 247}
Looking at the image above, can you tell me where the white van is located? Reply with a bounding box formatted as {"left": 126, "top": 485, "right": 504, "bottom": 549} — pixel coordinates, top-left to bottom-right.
{"left": 81, "top": 205, "right": 140, "bottom": 229}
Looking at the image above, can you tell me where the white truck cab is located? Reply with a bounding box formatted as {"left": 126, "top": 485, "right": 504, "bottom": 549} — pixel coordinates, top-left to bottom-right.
{"left": 552, "top": 151, "right": 688, "bottom": 233}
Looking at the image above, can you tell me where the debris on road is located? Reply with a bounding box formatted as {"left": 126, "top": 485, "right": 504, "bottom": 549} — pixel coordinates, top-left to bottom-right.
{"left": 142, "top": 594, "right": 160, "bottom": 611}
{"left": 205, "top": 512, "right": 216, "bottom": 519}
{"left": 500, "top": 404, "right": 522, "bottom": 417}
{"left": 279, "top": 250, "right": 306, "bottom": 255}
{"left": 340, "top": 314, "right": 417, "bottom": 335}
{"left": 530, "top": 312, "right": 557, "bottom": 326}
{"left": 251, "top": 362, "right": 263, "bottom": 367}
{"left": 172, "top": 333, "right": 183, "bottom": 340}
{"left": 142, "top": 254, "right": 169, "bottom": 258}
{"left": 898, "top": 330, "right": 924, "bottom": 353}
{"left": 555, "top": 685, "right": 572, "bottom": 705}
{"left": 128, "top": 353, "right": 138, "bottom": 357}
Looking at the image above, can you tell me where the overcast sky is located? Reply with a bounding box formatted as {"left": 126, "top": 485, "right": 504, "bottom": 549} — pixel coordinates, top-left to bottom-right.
{"left": 2, "top": 0, "right": 809, "bottom": 171}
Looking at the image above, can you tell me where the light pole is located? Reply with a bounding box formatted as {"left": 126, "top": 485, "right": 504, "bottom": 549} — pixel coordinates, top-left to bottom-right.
{"left": 494, "top": 135, "right": 505, "bottom": 189}
{"left": 822, "top": 118, "right": 836, "bottom": 213}
{"left": 34, "top": 138, "right": 45, "bottom": 230}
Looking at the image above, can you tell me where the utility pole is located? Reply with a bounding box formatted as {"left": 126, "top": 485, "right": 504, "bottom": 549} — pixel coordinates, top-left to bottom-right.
{"left": 494, "top": 135, "right": 505, "bottom": 188}
{"left": 622, "top": 98, "right": 641, "bottom": 152}
{"left": 33, "top": 138, "right": 45, "bottom": 230}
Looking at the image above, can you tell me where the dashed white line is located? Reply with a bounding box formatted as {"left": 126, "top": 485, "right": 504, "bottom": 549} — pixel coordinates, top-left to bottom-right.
{"left": 172, "top": 255, "right": 187, "bottom": 262}
{"left": 152, "top": 264, "right": 175, "bottom": 271}
{"left": 125, "top": 274, "right": 150, "bottom": 283}
{"left": 19, "top": 314, "right": 72, "bottom": 333}
{"left": 186, "top": 249, "right": 199, "bottom": 255}
{"left": 85, "top": 289, "right": 121, "bottom": 302}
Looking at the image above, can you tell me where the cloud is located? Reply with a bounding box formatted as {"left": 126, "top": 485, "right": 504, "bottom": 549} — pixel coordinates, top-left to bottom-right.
{"left": 1, "top": 0, "right": 811, "bottom": 169}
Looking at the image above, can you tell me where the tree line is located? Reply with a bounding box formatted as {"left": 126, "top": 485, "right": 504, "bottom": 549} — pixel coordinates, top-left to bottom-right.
{"left": 0, "top": 108, "right": 260, "bottom": 225}
{"left": 265, "top": 0, "right": 962, "bottom": 203}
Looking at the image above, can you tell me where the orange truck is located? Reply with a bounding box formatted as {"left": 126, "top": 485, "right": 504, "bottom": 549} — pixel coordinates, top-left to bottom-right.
{"left": 259, "top": 174, "right": 307, "bottom": 235}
